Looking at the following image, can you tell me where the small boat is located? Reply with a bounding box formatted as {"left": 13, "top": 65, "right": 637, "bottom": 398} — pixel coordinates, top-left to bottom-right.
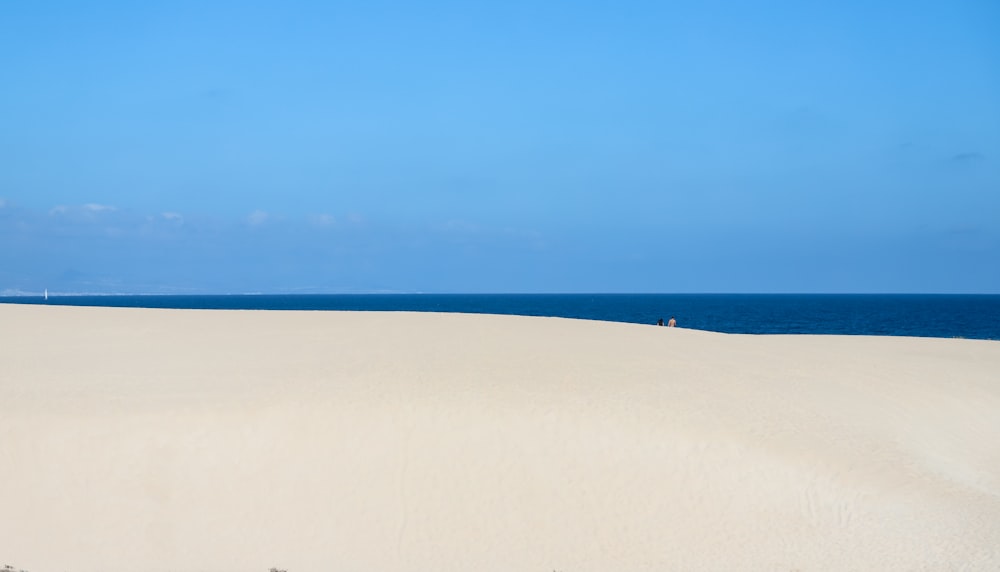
{"left": 44, "top": 288, "right": 48, "bottom": 301}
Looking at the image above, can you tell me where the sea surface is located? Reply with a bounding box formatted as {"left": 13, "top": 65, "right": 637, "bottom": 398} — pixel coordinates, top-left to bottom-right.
{"left": 3, "top": 294, "right": 999, "bottom": 340}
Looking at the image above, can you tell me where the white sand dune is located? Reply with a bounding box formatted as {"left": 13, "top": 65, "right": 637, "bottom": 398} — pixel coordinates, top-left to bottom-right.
{"left": 2, "top": 303, "right": 999, "bottom": 571}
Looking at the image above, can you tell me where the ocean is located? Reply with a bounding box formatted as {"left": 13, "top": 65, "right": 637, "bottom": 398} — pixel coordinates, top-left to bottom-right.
{"left": 3, "top": 294, "right": 999, "bottom": 340}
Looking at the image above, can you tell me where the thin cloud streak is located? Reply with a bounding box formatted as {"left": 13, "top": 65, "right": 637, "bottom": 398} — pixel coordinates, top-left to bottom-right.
{"left": 247, "top": 210, "right": 270, "bottom": 226}
{"left": 49, "top": 204, "right": 118, "bottom": 217}
{"left": 952, "top": 152, "right": 986, "bottom": 163}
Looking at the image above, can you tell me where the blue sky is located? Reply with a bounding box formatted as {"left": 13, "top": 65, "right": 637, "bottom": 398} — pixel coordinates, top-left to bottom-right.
{"left": 1, "top": 0, "right": 998, "bottom": 293}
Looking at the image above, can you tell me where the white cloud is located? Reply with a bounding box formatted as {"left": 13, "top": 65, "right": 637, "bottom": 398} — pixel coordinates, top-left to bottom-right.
{"left": 162, "top": 212, "right": 184, "bottom": 223}
{"left": 50, "top": 203, "right": 117, "bottom": 217}
{"left": 309, "top": 213, "right": 336, "bottom": 227}
{"left": 441, "top": 219, "right": 481, "bottom": 233}
{"left": 503, "top": 227, "right": 542, "bottom": 240}
{"left": 247, "top": 210, "right": 269, "bottom": 226}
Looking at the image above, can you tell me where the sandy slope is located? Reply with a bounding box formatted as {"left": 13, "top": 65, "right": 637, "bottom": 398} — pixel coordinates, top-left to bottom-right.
{"left": 1, "top": 303, "right": 999, "bottom": 571}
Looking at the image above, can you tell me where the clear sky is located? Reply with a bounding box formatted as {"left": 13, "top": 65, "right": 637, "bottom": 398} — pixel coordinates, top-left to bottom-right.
{"left": 1, "top": 0, "right": 998, "bottom": 294}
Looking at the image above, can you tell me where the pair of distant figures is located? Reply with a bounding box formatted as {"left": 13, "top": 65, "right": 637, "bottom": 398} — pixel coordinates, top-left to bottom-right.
{"left": 657, "top": 317, "right": 677, "bottom": 327}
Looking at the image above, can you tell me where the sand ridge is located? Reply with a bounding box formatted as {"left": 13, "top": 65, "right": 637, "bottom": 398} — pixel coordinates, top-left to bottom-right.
{"left": 2, "top": 303, "right": 999, "bottom": 571}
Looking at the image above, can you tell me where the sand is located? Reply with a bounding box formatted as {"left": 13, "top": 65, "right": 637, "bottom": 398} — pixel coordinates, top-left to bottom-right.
{"left": 1, "top": 303, "right": 999, "bottom": 571}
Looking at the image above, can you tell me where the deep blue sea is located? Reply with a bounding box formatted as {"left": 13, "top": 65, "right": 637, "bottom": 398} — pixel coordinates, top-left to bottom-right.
{"left": 3, "top": 294, "right": 999, "bottom": 340}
